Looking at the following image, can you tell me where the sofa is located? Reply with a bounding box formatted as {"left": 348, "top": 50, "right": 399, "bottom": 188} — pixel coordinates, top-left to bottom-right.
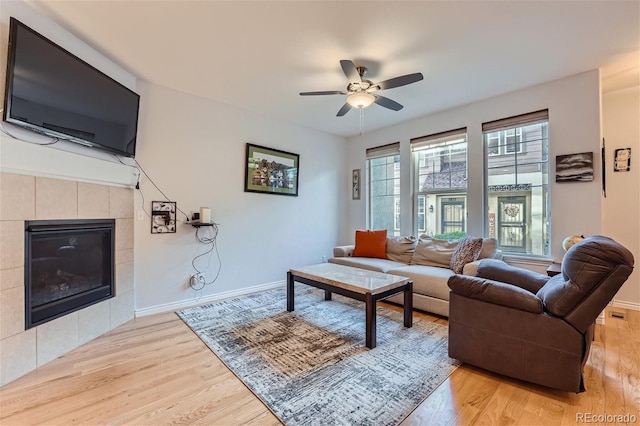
{"left": 329, "top": 234, "right": 499, "bottom": 317}
{"left": 447, "top": 235, "right": 634, "bottom": 392}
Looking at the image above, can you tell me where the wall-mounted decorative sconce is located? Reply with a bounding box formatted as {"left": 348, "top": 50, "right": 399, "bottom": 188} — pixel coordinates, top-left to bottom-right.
{"left": 429, "top": 205, "right": 434, "bottom": 213}
{"left": 151, "top": 201, "right": 177, "bottom": 234}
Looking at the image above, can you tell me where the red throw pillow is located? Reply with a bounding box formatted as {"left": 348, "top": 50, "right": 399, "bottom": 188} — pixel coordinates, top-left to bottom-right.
{"left": 352, "top": 229, "right": 387, "bottom": 259}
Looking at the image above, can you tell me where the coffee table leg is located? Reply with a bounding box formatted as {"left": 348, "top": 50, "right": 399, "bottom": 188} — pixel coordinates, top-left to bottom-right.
{"left": 287, "top": 271, "right": 294, "bottom": 312}
{"left": 366, "top": 293, "right": 376, "bottom": 349}
{"left": 324, "top": 290, "right": 332, "bottom": 300}
{"left": 404, "top": 281, "right": 413, "bottom": 328}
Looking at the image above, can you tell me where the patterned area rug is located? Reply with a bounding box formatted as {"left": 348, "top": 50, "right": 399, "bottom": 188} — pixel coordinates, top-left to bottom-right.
{"left": 178, "top": 287, "right": 459, "bottom": 426}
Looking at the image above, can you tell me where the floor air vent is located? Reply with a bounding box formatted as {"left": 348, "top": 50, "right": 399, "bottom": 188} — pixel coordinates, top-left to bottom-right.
{"left": 608, "top": 310, "right": 627, "bottom": 320}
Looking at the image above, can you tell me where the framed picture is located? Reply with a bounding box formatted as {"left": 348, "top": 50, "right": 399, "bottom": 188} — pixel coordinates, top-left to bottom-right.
{"left": 245, "top": 143, "right": 299, "bottom": 196}
{"left": 614, "top": 148, "right": 631, "bottom": 172}
{"left": 352, "top": 169, "right": 361, "bottom": 200}
{"left": 555, "top": 152, "right": 594, "bottom": 183}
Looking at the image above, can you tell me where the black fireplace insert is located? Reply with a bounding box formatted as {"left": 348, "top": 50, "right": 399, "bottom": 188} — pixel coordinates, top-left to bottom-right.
{"left": 25, "top": 219, "right": 115, "bottom": 329}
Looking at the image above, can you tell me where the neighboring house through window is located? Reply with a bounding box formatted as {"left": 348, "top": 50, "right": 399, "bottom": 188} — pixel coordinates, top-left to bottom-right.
{"left": 411, "top": 128, "right": 468, "bottom": 239}
{"left": 487, "top": 128, "right": 524, "bottom": 156}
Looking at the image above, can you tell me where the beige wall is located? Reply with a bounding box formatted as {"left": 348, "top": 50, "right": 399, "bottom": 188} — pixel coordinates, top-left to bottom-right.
{"left": 0, "top": 172, "right": 134, "bottom": 386}
{"left": 603, "top": 86, "right": 640, "bottom": 308}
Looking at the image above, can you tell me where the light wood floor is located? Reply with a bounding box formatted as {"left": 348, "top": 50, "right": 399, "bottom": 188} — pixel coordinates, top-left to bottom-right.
{"left": 1, "top": 304, "right": 638, "bottom": 425}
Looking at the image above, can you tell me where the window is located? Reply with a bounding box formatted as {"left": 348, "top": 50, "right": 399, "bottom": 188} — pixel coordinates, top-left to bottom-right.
{"left": 411, "top": 128, "right": 468, "bottom": 238}
{"left": 367, "top": 142, "right": 401, "bottom": 236}
{"left": 483, "top": 110, "right": 549, "bottom": 256}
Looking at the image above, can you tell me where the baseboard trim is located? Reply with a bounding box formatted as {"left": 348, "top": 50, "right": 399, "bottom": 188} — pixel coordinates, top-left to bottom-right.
{"left": 133, "top": 283, "right": 640, "bottom": 317}
{"left": 611, "top": 299, "right": 640, "bottom": 311}
{"left": 135, "top": 280, "right": 286, "bottom": 317}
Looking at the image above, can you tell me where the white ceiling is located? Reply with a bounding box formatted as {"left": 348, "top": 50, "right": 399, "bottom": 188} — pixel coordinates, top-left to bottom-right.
{"left": 28, "top": 1, "right": 640, "bottom": 138}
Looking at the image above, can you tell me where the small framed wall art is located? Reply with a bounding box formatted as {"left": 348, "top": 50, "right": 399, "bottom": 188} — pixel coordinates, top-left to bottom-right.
{"left": 555, "top": 152, "right": 594, "bottom": 183}
{"left": 151, "top": 201, "right": 177, "bottom": 234}
{"left": 614, "top": 148, "right": 631, "bottom": 172}
{"left": 352, "top": 169, "right": 361, "bottom": 200}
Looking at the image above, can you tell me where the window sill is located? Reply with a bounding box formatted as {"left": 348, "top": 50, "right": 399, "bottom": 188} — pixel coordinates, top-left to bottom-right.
{"left": 500, "top": 254, "right": 554, "bottom": 269}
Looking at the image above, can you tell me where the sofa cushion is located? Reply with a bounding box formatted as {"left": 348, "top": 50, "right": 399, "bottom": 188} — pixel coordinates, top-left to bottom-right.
{"left": 352, "top": 229, "right": 387, "bottom": 259}
{"left": 410, "top": 236, "right": 458, "bottom": 267}
{"left": 450, "top": 236, "right": 483, "bottom": 274}
{"left": 328, "top": 257, "right": 406, "bottom": 273}
{"left": 478, "top": 237, "right": 498, "bottom": 259}
{"left": 388, "top": 265, "right": 455, "bottom": 301}
{"left": 386, "top": 236, "right": 416, "bottom": 263}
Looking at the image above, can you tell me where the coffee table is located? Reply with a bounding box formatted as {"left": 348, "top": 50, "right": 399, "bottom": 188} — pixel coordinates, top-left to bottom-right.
{"left": 287, "top": 263, "right": 413, "bottom": 349}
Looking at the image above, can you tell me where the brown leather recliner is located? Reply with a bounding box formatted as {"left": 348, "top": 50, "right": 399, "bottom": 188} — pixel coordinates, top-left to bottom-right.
{"left": 447, "top": 235, "right": 634, "bottom": 392}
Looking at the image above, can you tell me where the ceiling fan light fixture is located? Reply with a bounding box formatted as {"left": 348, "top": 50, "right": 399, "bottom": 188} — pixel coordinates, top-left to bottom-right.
{"left": 347, "top": 92, "right": 375, "bottom": 109}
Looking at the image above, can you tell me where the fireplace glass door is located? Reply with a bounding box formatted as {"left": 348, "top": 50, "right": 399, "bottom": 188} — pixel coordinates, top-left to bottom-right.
{"left": 25, "top": 219, "right": 115, "bottom": 328}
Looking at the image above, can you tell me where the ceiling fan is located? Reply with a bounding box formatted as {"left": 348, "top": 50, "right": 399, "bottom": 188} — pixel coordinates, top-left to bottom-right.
{"left": 300, "top": 60, "right": 424, "bottom": 117}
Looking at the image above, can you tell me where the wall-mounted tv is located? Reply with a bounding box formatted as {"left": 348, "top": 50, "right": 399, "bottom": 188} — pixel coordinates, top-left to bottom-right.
{"left": 3, "top": 17, "right": 140, "bottom": 157}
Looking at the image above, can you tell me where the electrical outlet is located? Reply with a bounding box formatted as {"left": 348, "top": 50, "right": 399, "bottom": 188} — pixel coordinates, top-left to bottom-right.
{"left": 190, "top": 273, "right": 205, "bottom": 289}
{"left": 322, "top": 255, "right": 327, "bottom": 263}
{"left": 136, "top": 211, "right": 144, "bottom": 220}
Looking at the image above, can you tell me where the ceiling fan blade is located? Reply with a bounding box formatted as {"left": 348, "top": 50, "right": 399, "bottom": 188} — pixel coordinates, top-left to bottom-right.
{"left": 336, "top": 103, "right": 352, "bottom": 117}
{"left": 299, "top": 90, "right": 346, "bottom": 96}
{"left": 373, "top": 95, "right": 403, "bottom": 111}
{"left": 340, "top": 60, "right": 361, "bottom": 84}
{"left": 375, "top": 73, "right": 424, "bottom": 91}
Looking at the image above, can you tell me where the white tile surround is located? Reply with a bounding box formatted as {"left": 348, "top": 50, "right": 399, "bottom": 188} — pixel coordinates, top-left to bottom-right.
{"left": 0, "top": 172, "right": 134, "bottom": 386}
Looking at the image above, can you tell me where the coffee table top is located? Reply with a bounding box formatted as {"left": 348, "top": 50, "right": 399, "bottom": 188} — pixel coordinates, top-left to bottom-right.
{"left": 289, "top": 263, "right": 411, "bottom": 295}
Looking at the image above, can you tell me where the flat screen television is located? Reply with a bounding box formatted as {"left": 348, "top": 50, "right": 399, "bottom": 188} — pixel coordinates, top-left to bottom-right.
{"left": 3, "top": 17, "right": 140, "bottom": 157}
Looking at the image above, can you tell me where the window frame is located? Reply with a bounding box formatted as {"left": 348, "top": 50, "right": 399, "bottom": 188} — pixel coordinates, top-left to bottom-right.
{"left": 411, "top": 129, "right": 468, "bottom": 238}
{"left": 482, "top": 110, "right": 550, "bottom": 257}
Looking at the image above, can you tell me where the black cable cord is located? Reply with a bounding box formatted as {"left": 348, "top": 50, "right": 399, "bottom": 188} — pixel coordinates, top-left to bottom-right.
{"left": 0, "top": 120, "right": 59, "bottom": 145}
{"left": 133, "top": 158, "right": 190, "bottom": 221}
{"left": 190, "top": 224, "right": 222, "bottom": 288}
{"left": 111, "top": 154, "right": 142, "bottom": 189}
{"left": 137, "top": 183, "right": 151, "bottom": 218}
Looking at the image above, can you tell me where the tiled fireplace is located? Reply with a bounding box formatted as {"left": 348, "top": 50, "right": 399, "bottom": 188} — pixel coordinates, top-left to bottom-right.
{"left": 0, "top": 172, "right": 134, "bottom": 386}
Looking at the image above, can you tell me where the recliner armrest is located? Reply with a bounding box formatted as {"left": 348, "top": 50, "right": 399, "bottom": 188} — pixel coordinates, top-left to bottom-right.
{"left": 477, "top": 259, "right": 550, "bottom": 293}
{"left": 448, "top": 274, "right": 544, "bottom": 314}
{"left": 462, "top": 260, "right": 481, "bottom": 276}
{"left": 333, "top": 245, "right": 355, "bottom": 257}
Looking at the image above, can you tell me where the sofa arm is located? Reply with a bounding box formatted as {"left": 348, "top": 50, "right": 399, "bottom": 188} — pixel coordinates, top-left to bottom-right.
{"left": 333, "top": 245, "right": 355, "bottom": 257}
{"left": 476, "top": 259, "right": 550, "bottom": 294}
{"left": 448, "top": 275, "right": 543, "bottom": 314}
